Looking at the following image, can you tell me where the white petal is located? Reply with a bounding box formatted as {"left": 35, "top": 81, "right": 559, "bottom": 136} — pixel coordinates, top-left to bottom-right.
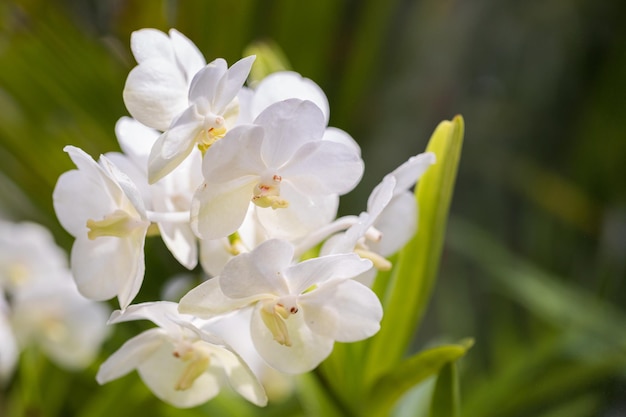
{"left": 201, "top": 125, "right": 266, "bottom": 183}
{"left": 169, "top": 29, "right": 206, "bottom": 82}
{"left": 178, "top": 278, "right": 256, "bottom": 317}
{"left": 281, "top": 140, "right": 364, "bottom": 195}
{"left": 250, "top": 302, "right": 333, "bottom": 374}
{"left": 299, "top": 279, "right": 382, "bottom": 342}
{"left": 158, "top": 222, "right": 198, "bottom": 270}
{"left": 115, "top": 116, "right": 159, "bottom": 165}
{"left": 97, "top": 328, "right": 165, "bottom": 384}
{"left": 53, "top": 146, "right": 122, "bottom": 237}
{"left": 322, "top": 126, "right": 361, "bottom": 156}
{"left": 237, "top": 204, "right": 272, "bottom": 249}
{"left": 236, "top": 86, "right": 255, "bottom": 124}
{"left": 158, "top": 231, "right": 196, "bottom": 271}
{"left": 137, "top": 339, "right": 221, "bottom": 408}
{"left": 200, "top": 309, "right": 266, "bottom": 377}
{"left": 251, "top": 71, "right": 329, "bottom": 123}
{"left": 366, "top": 174, "right": 396, "bottom": 221}
{"left": 371, "top": 191, "right": 417, "bottom": 256}
{"left": 188, "top": 58, "right": 227, "bottom": 104}
{"left": 0, "top": 221, "right": 68, "bottom": 290}
{"left": 286, "top": 253, "right": 372, "bottom": 294}
{"left": 147, "top": 106, "right": 202, "bottom": 184}
{"left": 130, "top": 28, "right": 174, "bottom": 64}
{"left": 199, "top": 238, "right": 233, "bottom": 277}
{"left": 255, "top": 186, "right": 338, "bottom": 240}
{"left": 353, "top": 268, "right": 378, "bottom": 288}
{"left": 123, "top": 60, "right": 190, "bottom": 131}
{"left": 12, "top": 285, "right": 111, "bottom": 370}
{"left": 219, "top": 239, "right": 293, "bottom": 299}
{"left": 99, "top": 154, "right": 147, "bottom": 217}
{"left": 104, "top": 152, "right": 152, "bottom": 211}
{"left": 389, "top": 152, "right": 436, "bottom": 195}
{"left": 320, "top": 212, "right": 371, "bottom": 256}
{"left": 107, "top": 301, "right": 183, "bottom": 334}
{"left": 149, "top": 145, "right": 201, "bottom": 269}
{"left": 208, "top": 344, "right": 268, "bottom": 406}
{"left": 70, "top": 230, "right": 147, "bottom": 309}
{"left": 255, "top": 99, "right": 326, "bottom": 168}
{"left": 190, "top": 180, "right": 255, "bottom": 241}
{"left": 0, "top": 312, "right": 18, "bottom": 382}
{"left": 212, "top": 56, "right": 255, "bottom": 112}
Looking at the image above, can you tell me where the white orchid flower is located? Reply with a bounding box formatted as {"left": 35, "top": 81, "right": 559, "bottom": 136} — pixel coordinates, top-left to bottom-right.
{"left": 147, "top": 55, "right": 256, "bottom": 183}
{"left": 0, "top": 220, "right": 68, "bottom": 293}
{"left": 96, "top": 302, "right": 267, "bottom": 409}
{"left": 179, "top": 239, "right": 382, "bottom": 374}
{"left": 191, "top": 99, "right": 363, "bottom": 241}
{"left": 109, "top": 117, "right": 202, "bottom": 270}
{"left": 244, "top": 71, "right": 330, "bottom": 124}
{"left": 293, "top": 152, "right": 435, "bottom": 286}
{"left": 0, "top": 219, "right": 110, "bottom": 373}
{"left": 53, "top": 146, "right": 151, "bottom": 309}
{"left": 11, "top": 276, "right": 110, "bottom": 370}
{"left": 364, "top": 151, "right": 436, "bottom": 256}
{"left": 123, "top": 28, "right": 206, "bottom": 132}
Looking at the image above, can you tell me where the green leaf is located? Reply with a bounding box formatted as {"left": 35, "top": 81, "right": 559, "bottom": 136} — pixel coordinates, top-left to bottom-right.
{"left": 429, "top": 361, "right": 460, "bottom": 417}
{"left": 364, "top": 339, "right": 472, "bottom": 417}
{"left": 364, "top": 115, "right": 465, "bottom": 386}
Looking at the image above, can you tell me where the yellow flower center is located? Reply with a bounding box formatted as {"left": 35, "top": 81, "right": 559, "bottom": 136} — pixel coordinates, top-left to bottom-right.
{"left": 197, "top": 114, "right": 227, "bottom": 154}
{"left": 42, "top": 316, "right": 68, "bottom": 343}
{"left": 6, "top": 262, "right": 29, "bottom": 286}
{"left": 260, "top": 298, "right": 299, "bottom": 347}
{"left": 86, "top": 209, "right": 145, "bottom": 240}
{"left": 172, "top": 342, "right": 211, "bottom": 391}
{"left": 197, "top": 126, "right": 227, "bottom": 154}
{"left": 252, "top": 174, "right": 289, "bottom": 209}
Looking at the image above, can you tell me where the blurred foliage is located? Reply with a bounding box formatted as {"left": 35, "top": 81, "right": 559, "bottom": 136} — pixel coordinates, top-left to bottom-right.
{"left": 1, "top": 0, "right": 625, "bottom": 416}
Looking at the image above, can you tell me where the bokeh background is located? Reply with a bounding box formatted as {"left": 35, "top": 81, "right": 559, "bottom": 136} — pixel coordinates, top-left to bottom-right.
{"left": 1, "top": 1, "right": 625, "bottom": 416}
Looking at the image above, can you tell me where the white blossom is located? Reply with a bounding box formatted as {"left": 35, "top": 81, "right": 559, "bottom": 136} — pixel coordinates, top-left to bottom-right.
{"left": 0, "top": 220, "right": 68, "bottom": 293}
{"left": 123, "top": 28, "right": 206, "bottom": 131}
{"left": 11, "top": 277, "right": 111, "bottom": 370}
{"left": 320, "top": 152, "right": 436, "bottom": 285}
{"left": 179, "top": 239, "right": 382, "bottom": 373}
{"left": 97, "top": 302, "right": 267, "bottom": 408}
{"left": 53, "top": 146, "right": 150, "bottom": 309}
{"left": 191, "top": 99, "right": 363, "bottom": 241}
{"left": 147, "top": 56, "right": 255, "bottom": 183}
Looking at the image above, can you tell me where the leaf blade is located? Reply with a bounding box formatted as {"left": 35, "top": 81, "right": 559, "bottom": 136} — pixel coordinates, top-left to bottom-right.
{"left": 365, "top": 339, "right": 472, "bottom": 417}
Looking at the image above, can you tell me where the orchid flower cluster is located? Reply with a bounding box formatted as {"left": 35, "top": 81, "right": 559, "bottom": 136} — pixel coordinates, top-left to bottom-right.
{"left": 52, "top": 28, "right": 436, "bottom": 409}
{"left": 0, "top": 219, "right": 110, "bottom": 383}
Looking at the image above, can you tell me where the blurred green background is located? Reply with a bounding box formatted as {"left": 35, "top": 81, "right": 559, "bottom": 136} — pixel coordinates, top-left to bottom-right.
{"left": 1, "top": 0, "right": 625, "bottom": 416}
